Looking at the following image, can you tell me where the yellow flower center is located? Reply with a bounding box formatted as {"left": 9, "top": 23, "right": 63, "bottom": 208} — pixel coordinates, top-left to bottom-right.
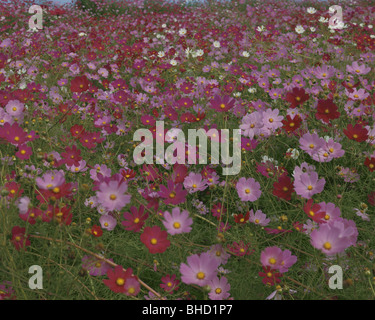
{"left": 110, "top": 194, "right": 117, "bottom": 200}
{"left": 323, "top": 242, "right": 332, "bottom": 250}
{"left": 245, "top": 188, "right": 250, "bottom": 194}
{"left": 269, "top": 258, "right": 276, "bottom": 265}
{"left": 151, "top": 238, "right": 158, "bottom": 245}
{"left": 116, "top": 278, "right": 125, "bottom": 286}
{"left": 215, "top": 288, "right": 222, "bottom": 294}
{"left": 307, "top": 185, "right": 313, "bottom": 190}
{"left": 173, "top": 222, "right": 181, "bottom": 229}
{"left": 196, "top": 272, "right": 205, "bottom": 280}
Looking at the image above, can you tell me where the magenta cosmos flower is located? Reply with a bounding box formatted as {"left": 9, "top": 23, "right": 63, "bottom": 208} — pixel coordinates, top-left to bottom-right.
{"left": 236, "top": 177, "right": 261, "bottom": 202}
{"left": 209, "top": 94, "right": 235, "bottom": 112}
{"left": 294, "top": 171, "right": 325, "bottom": 199}
{"left": 158, "top": 180, "right": 187, "bottom": 205}
{"left": 162, "top": 207, "right": 193, "bottom": 235}
{"left": 180, "top": 252, "right": 220, "bottom": 287}
{"left": 96, "top": 179, "right": 131, "bottom": 211}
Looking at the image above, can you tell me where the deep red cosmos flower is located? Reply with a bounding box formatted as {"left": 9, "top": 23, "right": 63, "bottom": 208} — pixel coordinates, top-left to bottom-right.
{"left": 103, "top": 265, "right": 135, "bottom": 294}
{"left": 364, "top": 157, "right": 375, "bottom": 172}
{"left": 303, "top": 199, "right": 326, "bottom": 224}
{"left": 209, "top": 94, "right": 235, "bottom": 112}
{"left": 281, "top": 114, "right": 302, "bottom": 133}
{"left": 36, "top": 182, "right": 74, "bottom": 203}
{"left": 70, "top": 75, "right": 90, "bottom": 93}
{"left": 70, "top": 124, "right": 85, "bottom": 139}
{"left": 315, "top": 99, "right": 340, "bottom": 124}
{"left": 234, "top": 212, "right": 250, "bottom": 224}
{"left": 61, "top": 144, "right": 82, "bottom": 166}
{"left": 272, "top": 175, "right": 294, "bottom": 201}
{"left": 285, "top": 87, "right": 309, "bottom": 108}
{"left": 44, "top": 205, "right": 73, "bottom": 225}
{"left": 11, "top": 226, "right": 31, "bottom": 251}
{"left": 91, "top": 225, "right": 103, "bottom": 237}
{"left": 5, "top": 181, "right": 24, "bottom": 199}
{"left": 122, "top": 205, "right": 149, "bottom": 232}
{"left": 259, "top": 266, "right": 282, "bottom": 286}
{"left": 343, "top": 123, "right": 368, "bottom": 142}
{"left": 368, "top": 191, "right": 375, "bottom": 207}
{"left": 140, "top": 226, "right": 170, "bottom": 254}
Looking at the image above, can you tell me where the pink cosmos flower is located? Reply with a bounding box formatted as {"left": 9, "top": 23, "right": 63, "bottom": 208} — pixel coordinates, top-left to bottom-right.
{"left": 208, "top": 276, "right": 231, "bottom": 300}
{"left": 248, "top": 209, "right": 270, "bottom": 226}
{"left": 236, "top": 177, "right": 262, "bottom": 202}
{"left": 240, "top": 111, "right": 264, "bottom": 139}
{"left": 99, "top": 214, "right": 117, "bottom": 231}
{"left": 310, "top": 218, "right": 358, "bottom": 255}
{"left": 162, "top": 207, "right": 193, "bottom": 235}
{"left": 293, "top": 171, "right": 325, "bottom": 199}
{"left": 207, "top": 244, "right": 231, "bottom": 265}
{"left": 96, "top": 179, "right": 131, "bottom": 212}
{"left": 183, "top": 172, "right": 207, "bottom": 193}
{"left": 279, "top": 249, "right": 297, "bottom": 273}
{"left": 5, "top": 100, "right": 24, "bottom": 117}
{"left": 262, "top": 108, "right": 284, "bottom": 131}
{"left": 299, "top": 132, "right": 325, "bottom": 156}
{"left": 36, "top": 170, "right": 65, "bottom": 190}
{"left": 179, "top": 252, "right": 220, "bottom": 287}
{"left": 346, "top": 61, "right": 371, "bottom": 75}
{"left": 260, "top": 246, "right": 284, "bottom": 270}
{"left": 318, "top": 202, "right": 341, "bottom": 222}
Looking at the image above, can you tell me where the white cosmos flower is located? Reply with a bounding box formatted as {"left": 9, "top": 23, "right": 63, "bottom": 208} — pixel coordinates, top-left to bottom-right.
{"left": 368, "top": 25, "right": 373, "bottom": 29}
{"left": 248, "top": 88, "right": 257, "bottom": 93}
{"left": 213, "top": 41, "right": 221, "bottom": 48}
{"left": 256, "top": 25, "right": 265, "bottom": 32}
{"left": 185, "top": 48, "right": 192, "bottom": 57}
{"left": 196, "top": 49, "right": 204, "bottom": 57}
{"left": 179, "top": 28, "right": 187, "bottom": 36}
{"left": 157, "top": 51, "right": 165, "bottom": 58}
{"left": 78, "top": 32, "right": 87, "bottom": 37}
{"left": 170, "top": 59, "right": 177, "bottom": 66}
{"left": 242, "top": 51, "right": 250, "bottom": 57}
{"left": 295, "top": 25, "right": 305, "bottom": 34}
{"left": 319, "top": 16, "right": 329, "bottom": 23}
{"left": 310, "top": 27, "right": 316, "bottom": 32}
{"left": 307, "top": 7, "right": 317, "bottom": 14}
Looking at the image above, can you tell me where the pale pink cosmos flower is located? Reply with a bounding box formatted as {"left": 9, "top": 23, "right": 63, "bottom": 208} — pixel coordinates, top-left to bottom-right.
{"left": 249, "top": 209, "right": 270, "bottom": 226}
{"left": 293, "top": 171, "right": 325, "bottom": 199}
{"left": 236, "top": 177, "right": 262, "bottom": 202}
{"left": 183, "top": 172, "right": 208, "bottom": 193}
{"left": 162, "top": 207, "right": 193, "bottom": 235}
{"left": 180, "top": 252, "right": 220, "bottom": 287}
{"left": 310, "top": 218, "right": 358, "bottom": 255}
{"left": 208, "top": 276, "right": 231, "bottom": 300}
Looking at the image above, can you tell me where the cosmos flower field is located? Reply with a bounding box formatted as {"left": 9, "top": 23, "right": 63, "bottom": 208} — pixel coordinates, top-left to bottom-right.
{"left": 1, "top": 0, "right": 375, "bottom": 301}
